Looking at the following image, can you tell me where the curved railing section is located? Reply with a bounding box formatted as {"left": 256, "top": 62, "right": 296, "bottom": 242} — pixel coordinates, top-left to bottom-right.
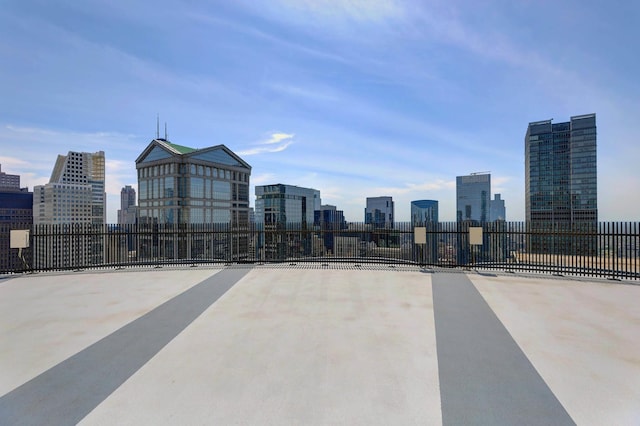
{"left": 1, "top": 222, "right": 638, "bottom": 280}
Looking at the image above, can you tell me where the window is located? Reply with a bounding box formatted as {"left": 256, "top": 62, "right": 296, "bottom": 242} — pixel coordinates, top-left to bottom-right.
{"left": 190, "top": 178, "right": 205, "bottom": 198}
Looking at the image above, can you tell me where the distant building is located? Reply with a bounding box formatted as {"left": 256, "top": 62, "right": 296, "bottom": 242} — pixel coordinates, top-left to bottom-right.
{"left": 314, "top": 204, "right": 346, "bottom": 227}
{"left": 314, "top": 204, "right": 347, "bottom": 255}
{"left": 0, "top": 166, "right": 32, "bottom": 272}
{"left": 0, "top": 164, "right": 20, "bottom": 190}
{"left": 135, "top": 138, "right": 251, "bottom": 260}
{"left": 411, "top": 200, "right": 439, "bottom": 264}
{"left": 255, "top": 184, "right": 321, "bottom": 260}
{"left": 255, "top": 184, "right": 321, "bottom": 226}
{"left": 135, "top": 139, "right": 251, "bottom": 226}
{"left": 117, "top": 185, "right": 136, "bottom": 225}
{"left": 525, "top": 114, "right": 597, "bottom": 254}
{"left": 32, "top": 151, "right": 106, "bottom": 268}
{"left": 365, "top": 196, "right": 394, "bottom": 228}
{"left": 410, "top": 200, "right": 438, "bottom": 226}
{"left": 456, "top": 173, "right": 490, "bottom": 223}
{"left": 33, "top": 151, "right": 106, "bottom": 225}
{"left": 490, "top": 194, "right": 506, "bottom": 222}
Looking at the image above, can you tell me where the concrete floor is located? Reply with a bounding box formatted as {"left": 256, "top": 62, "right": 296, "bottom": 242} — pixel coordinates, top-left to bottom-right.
{"left": 0, "top": 266, "right": 638, "bottom": 425}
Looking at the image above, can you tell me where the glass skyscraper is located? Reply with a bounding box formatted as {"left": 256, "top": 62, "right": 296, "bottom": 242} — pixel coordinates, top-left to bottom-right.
{"left": 255, "top": 184, "right": 321, "bottom": 226}
{"left": 365, "top": 196, "right": 394, "bottom": 228}
{"left": 456, "top": 173, "right": 490, "bottom": 223}
{"left": 410, "top": 200, "right": 438, "bottom": 226}
{"left": 525, "top": 114, "right": 597, "bottom": 254}
{"left": 254, "top": 184, "right": 321, "bottom": 260}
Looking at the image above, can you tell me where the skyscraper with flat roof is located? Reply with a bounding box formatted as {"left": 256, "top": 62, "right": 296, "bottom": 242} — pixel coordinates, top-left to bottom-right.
{"left": 255, "top": 184, "right": 321, "bottom": 260}
{"left": 0, "top": 164, "right": 20, "bottom": 190}
{"left": 456, "top": 173, "right": 490, "bottom": 223}
{"left": 525, "top": 114, "right": 597, "bottom": 254}
{"left": 365, "top": 196, "right": 394, "bottom": 228}
{"left": 410, "top": 200, "right": 438, "bottom": 226}
{"left": 0, "top": 166, "right": 32, "bottom": 272}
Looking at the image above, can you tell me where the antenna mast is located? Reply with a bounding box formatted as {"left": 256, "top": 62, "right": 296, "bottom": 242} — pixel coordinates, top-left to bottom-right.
{"left": 156, "top": 114, "right": 160, "bottom": 139}
{"left": 164, "top": 122, "right": 168, "bottom": 140}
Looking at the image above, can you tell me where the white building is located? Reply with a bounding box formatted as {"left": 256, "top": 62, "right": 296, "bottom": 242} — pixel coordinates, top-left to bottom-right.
{"left": 33, "top": 151, "right": 106, "bottom": 268}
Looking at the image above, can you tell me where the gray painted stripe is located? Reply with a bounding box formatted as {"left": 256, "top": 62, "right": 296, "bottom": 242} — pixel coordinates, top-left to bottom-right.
{"left": 0, "top": 267, "right": 250, "bottom": 426}
{"left": 432, "top": 272, "right": 575, "bottom": 426}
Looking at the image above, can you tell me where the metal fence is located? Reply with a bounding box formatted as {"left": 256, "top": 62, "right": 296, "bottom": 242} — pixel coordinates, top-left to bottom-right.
{"left": 1, "top": 222, "right": 639, "bottom": 279}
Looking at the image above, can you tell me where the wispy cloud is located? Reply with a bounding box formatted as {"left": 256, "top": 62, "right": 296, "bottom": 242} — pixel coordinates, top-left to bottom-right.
{"left": 272, "top": 0, "right": 405, "bottom": 24}
{"left": 238, "top": 132, "right": 295, "bottom": 156}
{"left": 265, "top": 132, "right": 295, "bottom": 144}
{"left": 269, "top": 83, "right": 339, "bottom": 102}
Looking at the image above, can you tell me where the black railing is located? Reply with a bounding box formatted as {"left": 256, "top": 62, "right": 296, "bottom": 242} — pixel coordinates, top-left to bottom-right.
{"left": 1, "top": 222, "right": 639, "bottom": 279}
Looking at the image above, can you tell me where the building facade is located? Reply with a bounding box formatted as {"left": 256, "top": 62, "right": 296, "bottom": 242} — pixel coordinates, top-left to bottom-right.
{"left": 32, "top": 151, "right": 106, "bottom": 268}
{"left": 135, "top": 139, "right": 251, "bottom": 225}
{"left": 118, "top": 185, "right": 137, "bottom": 225}
{"left": 314, "top": 204, "right": 347, "bottom": 255}
{"left": 135, "top": 139, "right": 251, "bottom": 260}
{"left": 456, "top": 173, "right": 490, "bottom": 223}
{"left": 490, "top": 194, "right": 506, "bottom": 222}
{"left": 365, "top": 196, "right": 394, "bottom": 228}
{"left": 255, "top": 184, "right": 321, "bottom": 260}
{"left": 255, "top": 184, "right": 321, "bottom": 226}
{"left": 410, "top": 200, "right": 439, "bottom": 226}
{"left": 33, "top": 151, "right": 106, "bottom": 225}
{"left": 411, "top": 199, "right": 439, "bottom": 264}
{"left": 0, "top": 164, "right": 20, "bottom": 190}
{"left": 525, "top": 114, "right": 597, "bottom": 254}
{"left": 0, "top": 166, "right": 32, "bottom": 272}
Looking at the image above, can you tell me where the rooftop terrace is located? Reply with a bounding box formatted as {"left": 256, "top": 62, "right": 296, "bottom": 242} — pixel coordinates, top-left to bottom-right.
{"left": 1, "top": 265, "right": 639, "bottom": 425}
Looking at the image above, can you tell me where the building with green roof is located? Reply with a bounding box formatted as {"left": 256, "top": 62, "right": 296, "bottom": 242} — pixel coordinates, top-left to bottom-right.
{"left": 135, "top": 138, "right": 251, "bottom": 226}
{"left": 135, "top": 138, "right": 252, "bottom": 259}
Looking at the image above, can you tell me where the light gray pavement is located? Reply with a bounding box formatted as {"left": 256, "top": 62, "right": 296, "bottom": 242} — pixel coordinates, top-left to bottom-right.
{"left": 0, "top": 266, "right": 639, "bottom": 425}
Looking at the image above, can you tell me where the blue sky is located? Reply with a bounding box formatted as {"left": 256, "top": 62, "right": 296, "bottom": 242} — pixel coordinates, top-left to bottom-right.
{"left": 1, "top": 0, "right": 638, "bottom": 223}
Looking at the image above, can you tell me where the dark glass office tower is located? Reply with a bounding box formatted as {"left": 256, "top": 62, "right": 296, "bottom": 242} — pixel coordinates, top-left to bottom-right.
{"left": 525, "top": 114, "right": 597, "bottom": 255}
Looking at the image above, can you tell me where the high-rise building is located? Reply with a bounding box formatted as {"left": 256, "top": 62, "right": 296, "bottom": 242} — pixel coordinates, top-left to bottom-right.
{"left": 135, "top": 138, "right": 251, "bottom": 260}
{"left": 255, "top": 184, "right": 321, "bottom": 226}
{"left": 490, "top": 194, "right": 506, "bottom": 222}
{"left": 314, "top": 204, "right": 346, "bottom": 225}
{"left": 314, "top": 204, "right": 347, "bottom": 255}
{"left": 456, "top": 173, "right": 490, "bottom": 223}
{"left": 33, "top": 151, "right": 106, "bottom": 267}
{"left": 135, "top": 139, "right": 251, "bottom": 225}
{"left": 410, "top": 200, "right": 438, "bottom": 226}
{"left": 255, "top": 184, "right": 321, "bottom": 259}
{"left": 33, "top": 151, "right": 106, "bottom": 225}
{"left": 525, "top": 114, "right": 597, "bottom": 254}
{"left": 118, "top": 185, "right": 137, "bottom": 225}
{"left": 365, "top": 196, "right": 394, "bottom": 228}
{"left": 411, "top": 200, "right": 439, "bottom": 264}
{"left": 0, "top": 166, "right": 32, "bottom": 272}
{"left": 0, "top": 164, "right": 21, "bottom": 190}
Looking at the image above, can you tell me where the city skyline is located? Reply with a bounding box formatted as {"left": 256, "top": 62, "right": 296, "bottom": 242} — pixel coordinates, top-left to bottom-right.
{"left": 1, "top": 1, "right": 639, "bottom": 222}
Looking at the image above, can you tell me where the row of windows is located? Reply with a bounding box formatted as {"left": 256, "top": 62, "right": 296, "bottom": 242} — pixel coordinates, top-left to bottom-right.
{"left": 138, "top": 163, "right": 249, "bottom": 183}
{"left": 139, "top": 177, "right": 243, "bottom": 203}
{"left": 138, "top": 207, "right": 233, "bottom": 224}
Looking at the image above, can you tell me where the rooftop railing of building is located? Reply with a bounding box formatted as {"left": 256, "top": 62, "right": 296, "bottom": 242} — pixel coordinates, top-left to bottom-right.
{"left": 1, "top": 222, "right": 638, "bottom": 280}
